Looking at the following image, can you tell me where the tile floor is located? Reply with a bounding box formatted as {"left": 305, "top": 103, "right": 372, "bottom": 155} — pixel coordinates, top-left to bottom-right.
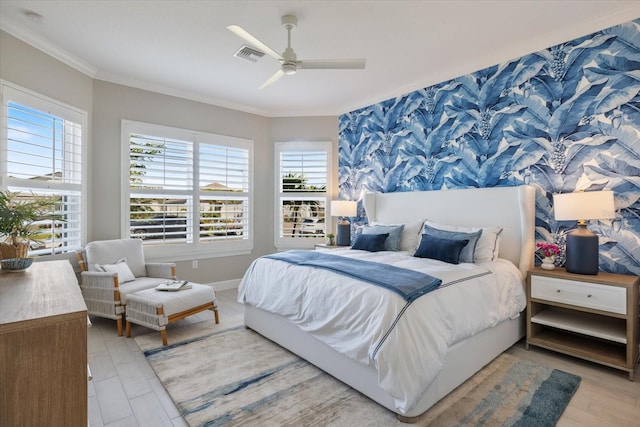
{"left": 87, "top": 288, "right": 243, "bottom": 427}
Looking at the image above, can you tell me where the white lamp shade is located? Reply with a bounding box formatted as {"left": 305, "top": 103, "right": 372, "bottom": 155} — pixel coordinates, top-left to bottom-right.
{"left": 553, "top": 191, "right": 615, "bottom": 221}
{"left": 331, "top": 200, "right": 357, "bottom": 217}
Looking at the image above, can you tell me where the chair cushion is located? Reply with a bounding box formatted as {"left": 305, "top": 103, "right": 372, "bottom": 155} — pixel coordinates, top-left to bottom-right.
{"left": 86, "top": 239, "right": 146, "bottom": 277}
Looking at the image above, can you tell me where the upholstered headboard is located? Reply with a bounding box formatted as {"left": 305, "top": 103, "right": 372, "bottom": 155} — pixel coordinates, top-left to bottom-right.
{"left": 362, "top": 185, "right": 536, "bottom": 278}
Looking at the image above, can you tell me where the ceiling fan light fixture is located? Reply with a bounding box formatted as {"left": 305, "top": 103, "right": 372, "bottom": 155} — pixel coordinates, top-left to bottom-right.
{"left": 282, "top": 63, "right": 297, "bottom": 75}
{"left": 228, "top": 14, "right": 366, "bottom": 89}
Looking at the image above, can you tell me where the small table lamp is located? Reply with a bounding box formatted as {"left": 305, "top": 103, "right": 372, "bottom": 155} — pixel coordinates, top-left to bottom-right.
{"left": 331, "top": 200, "right": 357, "bottom": 246}
{"left": 553, "top": 190, "right": 615, "bottom": 275}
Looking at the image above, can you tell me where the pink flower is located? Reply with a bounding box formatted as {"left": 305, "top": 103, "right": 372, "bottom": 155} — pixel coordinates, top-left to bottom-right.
{"left": 536, "top": 242, "right": 560, "bottom": 258}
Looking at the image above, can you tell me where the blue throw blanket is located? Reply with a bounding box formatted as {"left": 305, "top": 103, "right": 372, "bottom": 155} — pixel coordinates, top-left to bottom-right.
{"left": 264, "top": 250, "right": 442, "bottom": 302}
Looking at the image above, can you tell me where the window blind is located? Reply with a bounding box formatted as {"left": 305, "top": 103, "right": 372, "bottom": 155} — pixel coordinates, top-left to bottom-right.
{"left": 276, "top": 143, "right": 330, "bottom": 246}
{"left": 198, "top": 141, "right": 249, "bottom": 242}
{"left": 2, "top": 83, "right": 86, "bottom": 256}
{"left": 124, "top": 120, "right": 252, "bottom": 256}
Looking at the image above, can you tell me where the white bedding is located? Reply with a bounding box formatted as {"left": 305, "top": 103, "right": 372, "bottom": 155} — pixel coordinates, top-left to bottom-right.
{"left": 237, "top": 248, "right": 527, "bottom": 413}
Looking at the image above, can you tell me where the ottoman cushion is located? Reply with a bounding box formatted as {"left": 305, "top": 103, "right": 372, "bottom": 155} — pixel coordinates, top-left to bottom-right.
{"left": 119, "top": 277, "right": 174, "bottom": 305}
{"left": 131, "top": 283, "right": 216, "bottom": 316}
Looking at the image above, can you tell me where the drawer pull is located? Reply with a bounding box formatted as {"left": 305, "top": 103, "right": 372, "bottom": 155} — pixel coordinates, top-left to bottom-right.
{"left": 587, "top": 294, "right": 592, "bottom": 298}
{"left": 556, "top": 290, "right": 561, "bottom": 293}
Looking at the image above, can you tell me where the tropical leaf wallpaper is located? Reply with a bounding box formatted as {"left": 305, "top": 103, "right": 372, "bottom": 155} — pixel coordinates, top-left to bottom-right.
{"left": 338, "top": 18, "right": 640, "bottom": 275}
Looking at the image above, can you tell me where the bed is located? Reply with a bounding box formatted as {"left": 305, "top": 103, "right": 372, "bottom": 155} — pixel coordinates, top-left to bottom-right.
{"left": 239, "top": 185, "right": 536, "bottom": 422}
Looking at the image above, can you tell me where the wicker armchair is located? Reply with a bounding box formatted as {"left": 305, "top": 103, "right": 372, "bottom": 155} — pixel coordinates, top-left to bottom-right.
{"left": 77, "top": 239, "right": 176, "bottom": 336}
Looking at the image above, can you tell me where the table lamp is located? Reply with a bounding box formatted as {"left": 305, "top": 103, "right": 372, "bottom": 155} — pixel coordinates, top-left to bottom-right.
{"left": 331, "top": 200, "right": 357, "bottom": 246}
{"left": 553, "top": 190, "right": 615, "bottom": 275}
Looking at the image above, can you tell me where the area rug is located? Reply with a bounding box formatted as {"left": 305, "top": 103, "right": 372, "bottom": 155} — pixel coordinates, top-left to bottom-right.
{"left": 140, "top": 326, "right": 581, "bottom": 426}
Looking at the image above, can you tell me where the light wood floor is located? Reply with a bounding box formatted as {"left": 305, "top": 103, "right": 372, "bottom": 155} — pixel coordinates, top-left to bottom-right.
{"left": 507, "top": 341, "right": 640, "bottom": 427}
{"left": 88, "top": 289, "right": 639, "bottom": 426}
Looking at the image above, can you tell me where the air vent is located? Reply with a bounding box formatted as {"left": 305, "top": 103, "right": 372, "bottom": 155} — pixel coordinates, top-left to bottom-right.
{"left": 233, "top": 45, "right": 265, "bottom": 62}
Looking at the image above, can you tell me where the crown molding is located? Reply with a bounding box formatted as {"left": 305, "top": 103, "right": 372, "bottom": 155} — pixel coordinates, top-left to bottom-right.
{"left": 0, "top": 16, "right": 97, "bottom": 78}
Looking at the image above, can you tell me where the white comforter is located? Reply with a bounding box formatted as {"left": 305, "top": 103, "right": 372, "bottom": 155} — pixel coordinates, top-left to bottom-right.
{"left": 237, "top": 248, "right": 526, "bottom": 413}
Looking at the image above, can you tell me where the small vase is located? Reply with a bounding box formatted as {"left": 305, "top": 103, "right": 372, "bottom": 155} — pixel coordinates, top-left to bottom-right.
{"left": 541, "top": 257, "right": 555, "bottom": 270}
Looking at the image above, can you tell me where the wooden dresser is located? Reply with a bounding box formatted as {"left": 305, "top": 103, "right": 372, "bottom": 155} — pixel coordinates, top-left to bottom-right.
{"left": 0, "top": 260, "right": 88, "bottom": 427}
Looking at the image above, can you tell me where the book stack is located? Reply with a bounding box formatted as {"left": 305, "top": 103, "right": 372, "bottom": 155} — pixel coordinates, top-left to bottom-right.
{"left": 155, "top": 280, "right": 192, "bottom": 292}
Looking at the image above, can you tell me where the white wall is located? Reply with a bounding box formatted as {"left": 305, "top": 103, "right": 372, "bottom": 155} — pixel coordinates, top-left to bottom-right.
{"left": 0, "top": 31, "right": 93, "bottom": 121}
{"left": 0, "top": 30, "right": 339, "bottom": 283}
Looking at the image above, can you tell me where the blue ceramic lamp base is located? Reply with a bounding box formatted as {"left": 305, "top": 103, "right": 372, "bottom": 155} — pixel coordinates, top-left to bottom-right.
{"left": 565, "top": 224, "right": 599, "bottom": 275}
{"left": 336, "top": 222, "right": 351, "bottom": 246}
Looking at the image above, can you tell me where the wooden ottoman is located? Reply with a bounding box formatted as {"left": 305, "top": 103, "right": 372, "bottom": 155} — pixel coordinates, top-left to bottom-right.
{"left": 125, "top": 283, "right": 219, "bottom": 345}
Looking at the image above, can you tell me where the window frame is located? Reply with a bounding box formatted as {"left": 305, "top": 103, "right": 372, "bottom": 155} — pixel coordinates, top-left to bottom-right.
{"left": 121, "top": 120, "right": 253, "bottom": 261}
{"left": 1, "top": 80, "right": 87, "bottom": 256}
{"left": 274, "top": 141, "right": 332, "bottom": 250}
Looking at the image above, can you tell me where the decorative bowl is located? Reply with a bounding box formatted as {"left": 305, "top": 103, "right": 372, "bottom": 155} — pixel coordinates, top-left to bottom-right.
{"left": 1, "top": 257, "right": 34, "bottom": 272}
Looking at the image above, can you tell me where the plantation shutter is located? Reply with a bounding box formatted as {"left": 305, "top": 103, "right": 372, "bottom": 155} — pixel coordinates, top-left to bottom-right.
{"left": 124, "top": 120, "right": 253, "bottom": 258}
{"left": 198, "top": 142, "right": 250, "bottom": 241}
{"left": 280, "top": 150, "right": 328, "bottom": 193}
{"left": 2, "top": 83, "right": 86, "bottom": 256}
{"left": 129, "top": 134, "right": 193, "bottom": 243}
{"left": 276, "top": 142, "right": 330, "bottom": 248}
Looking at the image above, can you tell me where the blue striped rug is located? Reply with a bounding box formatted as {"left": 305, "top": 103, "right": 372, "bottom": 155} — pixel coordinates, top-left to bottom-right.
{"left": 142, "top": 326, "right": 580, "bottom": 426}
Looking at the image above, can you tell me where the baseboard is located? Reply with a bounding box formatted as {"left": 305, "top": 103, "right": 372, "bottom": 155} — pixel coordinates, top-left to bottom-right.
{"left": 205, "top": 279, "right": 240, "bottom": 291}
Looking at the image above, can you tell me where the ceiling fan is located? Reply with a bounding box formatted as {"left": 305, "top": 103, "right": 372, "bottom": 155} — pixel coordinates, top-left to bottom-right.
{"left": 228, "top": 15, "right": 366, "bottom": 90}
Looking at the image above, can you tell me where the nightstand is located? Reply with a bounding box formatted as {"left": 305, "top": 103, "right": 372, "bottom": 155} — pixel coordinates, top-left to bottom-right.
{"left": 526, "top": 267, "right": 639, "bottom": 380}
{"left": 314, "top": 243, "right": 349, "bottom": 250}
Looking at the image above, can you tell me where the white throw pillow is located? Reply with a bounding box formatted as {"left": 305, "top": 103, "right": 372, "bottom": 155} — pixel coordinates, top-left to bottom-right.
{"left": 422, "top": 220, "right": 503, "bottom": 262}
{"left": 98, "top": 258, "right": 136, "bottom": 283}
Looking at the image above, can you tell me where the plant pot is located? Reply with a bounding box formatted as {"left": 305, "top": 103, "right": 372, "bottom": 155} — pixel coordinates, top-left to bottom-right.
{"left": 1, "top": 257, "right": 34, "bottom": 272}
{"left": 0, "top": 242, "right": 29, "bottom": 260}
{"left": 541, "top": 257, "right": 555, "bottom": 270}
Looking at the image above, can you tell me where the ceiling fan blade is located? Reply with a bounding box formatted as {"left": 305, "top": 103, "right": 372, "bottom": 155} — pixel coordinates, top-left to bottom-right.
{"left": 298, "top": 59, "right": 366, "bottom": 70}
{"left": 259, "top": 69, "right": 285, "bottom": 90}
{"left": 227, "top": 25, "right": 283, "bottom": 61}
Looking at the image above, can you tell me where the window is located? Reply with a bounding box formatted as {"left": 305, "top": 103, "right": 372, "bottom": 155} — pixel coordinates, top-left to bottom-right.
{"left": 1, "top": 81, "right": 86, "bottom": 256}
{"left": 275, "top": 141, "right": 331, "bottom": 249}
{"left": 123, "top": 120, "right": 252, "bottom": 260}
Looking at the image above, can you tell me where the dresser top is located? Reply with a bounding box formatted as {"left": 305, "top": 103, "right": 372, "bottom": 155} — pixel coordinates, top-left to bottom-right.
{"left": 0, "top": 260, "right": 87, "bottom": 331}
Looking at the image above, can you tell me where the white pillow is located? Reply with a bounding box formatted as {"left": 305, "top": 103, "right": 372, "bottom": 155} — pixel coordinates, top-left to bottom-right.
{"left": 371, "top": 219, "right": 424, "bottom": 252}
{"left": 422, "top": 220, "right": 503, "bottom": 262}
{"left": 97, "top": 258, "right": 136, "bottom": 283}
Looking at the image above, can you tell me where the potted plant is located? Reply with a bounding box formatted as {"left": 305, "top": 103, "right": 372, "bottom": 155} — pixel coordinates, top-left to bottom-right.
{"left": 535, "top": 242, "right": 561, "bottom": 270}
{"left": 0, "top": 190, "right": 61, "bottom": 260}
{"left": 326, "top": 233, "right": 335, "bottom": 246}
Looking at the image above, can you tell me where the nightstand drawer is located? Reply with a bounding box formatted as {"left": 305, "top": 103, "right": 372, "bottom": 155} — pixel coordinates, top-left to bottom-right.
{"left": 531, "top": 275, "right": 627, "bottom": 314}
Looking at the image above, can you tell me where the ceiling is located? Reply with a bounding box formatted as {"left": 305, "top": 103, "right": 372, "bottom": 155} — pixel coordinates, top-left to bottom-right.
{"left": 1, "top": 1, "right": 639, "bottom": 117}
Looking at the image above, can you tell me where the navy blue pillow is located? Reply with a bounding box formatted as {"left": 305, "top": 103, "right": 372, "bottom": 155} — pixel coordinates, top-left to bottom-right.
{"left": 413, "top": 234, "right": 469, "bottom": 264}
{"left": 351, "top": 233, "right": 389, "bottom": 252}
{"left": 362, "top": 224, "right": 404, "bottom": 251}
{"left": 421, "top": 224, "right": 482, "bottom": 263}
